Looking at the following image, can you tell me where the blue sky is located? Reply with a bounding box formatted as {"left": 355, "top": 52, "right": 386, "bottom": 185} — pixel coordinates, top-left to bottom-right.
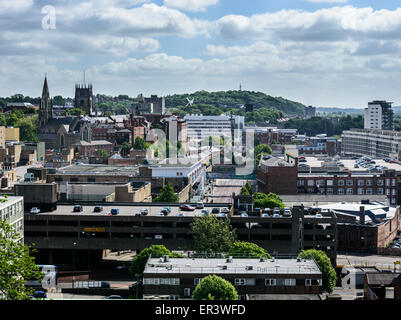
{"left": 2, "top": 0, "right": 401, "bottom": 109}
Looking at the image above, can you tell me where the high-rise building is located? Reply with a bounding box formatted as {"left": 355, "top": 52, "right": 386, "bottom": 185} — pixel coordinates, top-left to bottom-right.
{"left": 364, "top": 101, "right": 394, "bottom": 130}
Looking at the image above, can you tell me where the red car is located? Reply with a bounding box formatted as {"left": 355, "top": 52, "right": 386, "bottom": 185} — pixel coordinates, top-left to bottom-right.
{"left": 180, "top": 204, "right": 196, "bottom": 211}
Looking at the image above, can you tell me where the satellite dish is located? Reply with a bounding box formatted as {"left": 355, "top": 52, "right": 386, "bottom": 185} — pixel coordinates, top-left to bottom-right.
{"left": 186, "top": 97, "right": 194, "bottom": 107}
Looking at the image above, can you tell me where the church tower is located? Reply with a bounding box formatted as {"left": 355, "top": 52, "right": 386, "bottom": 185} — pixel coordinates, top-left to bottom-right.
{"left": 39, "top": 76, "right": 53, "bottom": 128}
{"left": 75, "top": 83, "right": 93, "bottom": 116}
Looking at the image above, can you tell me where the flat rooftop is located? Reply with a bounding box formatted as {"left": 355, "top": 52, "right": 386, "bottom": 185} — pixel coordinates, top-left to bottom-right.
{"left": 52, "top": 164, "right": 140, "bottom": 175}
{"left": 144, "top": 258, "right": 322, "bottom": 275}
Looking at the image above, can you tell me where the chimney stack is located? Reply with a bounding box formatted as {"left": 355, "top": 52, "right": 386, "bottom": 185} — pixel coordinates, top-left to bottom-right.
{"left": 359, "top": 206, "right": 365, "bottom": 225}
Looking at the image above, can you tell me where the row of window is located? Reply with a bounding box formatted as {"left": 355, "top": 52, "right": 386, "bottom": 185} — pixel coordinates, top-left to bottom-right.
{"left": 302, "top": 187, "right": 396, "bottom": 196}
{"left": 1, "top": 201, "right": 23, "bottom": 221}
{"left": 299, "top": 179, "right": 396, "bottom": 187}
{"left": 143, "top": 277, "right": 322, "bottom": 287}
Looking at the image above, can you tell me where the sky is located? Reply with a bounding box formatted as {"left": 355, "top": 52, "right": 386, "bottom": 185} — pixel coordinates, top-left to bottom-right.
{"left": 2, "top": 0, "right": 401, "bottom": 108}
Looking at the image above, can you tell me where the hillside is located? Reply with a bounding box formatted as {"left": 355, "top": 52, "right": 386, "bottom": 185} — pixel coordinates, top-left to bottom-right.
{"left": 165, "top": 90, "right": 306, "bottom": 117}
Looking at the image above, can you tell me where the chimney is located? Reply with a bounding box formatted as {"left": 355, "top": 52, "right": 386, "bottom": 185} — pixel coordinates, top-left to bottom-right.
{"left": 359, "top": 206, "right": 365, "bottom": 225}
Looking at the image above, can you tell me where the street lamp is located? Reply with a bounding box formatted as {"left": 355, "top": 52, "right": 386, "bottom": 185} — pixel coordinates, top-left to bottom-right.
{"left": 72, "top": 242, "right": 77, "bottom": 288}
{"left": 81, "top": 232, "right": 96, "bottom": 279}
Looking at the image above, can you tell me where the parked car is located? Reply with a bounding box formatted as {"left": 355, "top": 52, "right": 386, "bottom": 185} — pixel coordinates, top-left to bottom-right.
{"left": 272, "top": 213, "right": 280, "bottom": 218}
{"left": 163, "top": 207, "right": 171, "bottom": 213}
{"left": 212, "top": 208, "right": 220, "bottom": 214}
{"left": 32, "top": 290, "right": 47, "bottom": 299}
{"left": 221, "top": 207, "right": 230, "bottom": 214}
{"left": 180, "top": 204, "right": 195, "bottom": 211}
{"left": 105, "top": 295, "right": 122, "bottom": 299}
{"left": 157, "top": 212, "right": 165, "bottom": 216}
{"left": 316, "top": 214, "right": 323, "bottom": 218}
{"left": 201, "top": 209, "right": 210, "bottom": 215}
{"left": 283, "top": 208, "right": 292, "bottom": 217}
{"left": 140, "top": 208, "right": 148, "bottom": 216}
{"left": 196, "top": 202, "right": 204, "bottom": 209}
{"left": 273, "top": 207, "right": 280, "bottom": 215}
{"left": 217, "top": 213, "right": 227, "bottom": 218}
{"left": 30, "top": 207, "right": 40, "bottom": 214}
{"left": 161, "top": 209, "right": 170, "bottom": 216}
{"left": 261, "top": 213, "right": 269, "bottom": 218}
{"left": 73, "top": 205, "right": 83, "bottom": 212}
{"left": 110, "top": 208, "right": 119, "bottom": 215}
{"left": 241, "top": 213, "right": 249, "bottom": 217}
{"left": 94, "top": 206, "right": 103, "bottom": 212}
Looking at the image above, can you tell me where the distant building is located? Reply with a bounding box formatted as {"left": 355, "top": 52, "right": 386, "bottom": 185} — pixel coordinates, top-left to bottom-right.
{"left": 364, "top": 101, "right": 394, "bottom": 130}
{"left": 0, "top": 196, "right": 24, "bottom": 243}
{"left": 304, "top": 106, "right": 316, "bottom": 118}
{"left": 342, "top": 128, "right": 401, "bottom": 160}
{"left": 74, "top": 83, "right": 93, "bottom": 116}
{"left": 145, "top": 95, "right": 166, "bottom": 115}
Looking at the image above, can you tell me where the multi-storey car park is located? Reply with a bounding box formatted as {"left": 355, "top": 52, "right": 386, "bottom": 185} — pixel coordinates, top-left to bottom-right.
{"left": 23, "top": 204, "right": 337, "bottom": 269}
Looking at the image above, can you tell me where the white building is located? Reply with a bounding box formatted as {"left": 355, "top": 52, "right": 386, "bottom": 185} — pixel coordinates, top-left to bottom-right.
{"left": 184, "top": 114, "right": 245, "bottom": 142}
{"left": 0, "top": 196, "right": 24, "bottom": 243}
{"left": 364, "top": 101, "right": 394, "bottom": 130}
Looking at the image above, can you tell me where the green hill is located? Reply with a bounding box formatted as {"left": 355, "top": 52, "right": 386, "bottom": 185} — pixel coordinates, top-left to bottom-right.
{"left": 166, "top": 90, "right": 305, "bottom": 115}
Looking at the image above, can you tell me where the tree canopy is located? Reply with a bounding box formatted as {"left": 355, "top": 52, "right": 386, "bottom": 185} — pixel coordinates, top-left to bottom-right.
{"left": 298, "top": 249, "right": 336, "bottom": 293}
{"left": 227, "top": 241, "right": 271, "bottom": 259}
{"left": 129, "top": 245, "right": 184, "bottom": 276}
{"left": 191, "top": 215, "right": 237, "bottom": 254}
{"left": 153, "top": 183, "right": 178, "bottom": 203}
{"left": 192, "top": 275, "right": 239, "bottom": 300}
{"left": 253, "top": 192, "right": 285, "bottom": 209}
{"left": 240, "top": 182, "right": 253, "bottom": 196}
{"left": 0, "top": 219, "right": 42, "bottom": 300}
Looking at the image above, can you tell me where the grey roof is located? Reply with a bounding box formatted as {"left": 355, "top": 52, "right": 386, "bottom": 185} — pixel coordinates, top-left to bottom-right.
{"left": 247, "top": 294, "right": 323, "bottom": 300}
{"left": 144, "top": 258, "right": 322, "bottom": 276}
{"left": 260, "top": 156, "right": 293, "bottom": 167}
{"left": 365, "top": 273, "right": 401, "bottom": 286}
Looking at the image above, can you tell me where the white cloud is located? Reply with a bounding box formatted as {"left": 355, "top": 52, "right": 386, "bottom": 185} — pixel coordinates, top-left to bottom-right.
{"left": 164, "top": 0, "right": 219, "bottom": 12}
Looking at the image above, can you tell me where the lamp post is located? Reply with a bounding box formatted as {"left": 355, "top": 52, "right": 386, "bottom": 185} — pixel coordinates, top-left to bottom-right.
{"left": 81, "top": 232, "right": 95, "bottom": 279}
{"left": 72, "top": 242, "right": 77, "bottom": 288}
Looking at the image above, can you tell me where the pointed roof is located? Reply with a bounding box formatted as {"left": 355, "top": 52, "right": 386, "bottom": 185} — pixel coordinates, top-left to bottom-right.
{"left": 42, "top": 75, "right": 50, "bottom": 98}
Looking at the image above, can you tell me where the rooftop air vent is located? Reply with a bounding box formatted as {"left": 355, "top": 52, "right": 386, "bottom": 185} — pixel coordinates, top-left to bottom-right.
{"left": 222, "top": 265, "right": 228, "bottom": 270}
{"left": 164, "top": 255, "right": 170, "bottom": 262}
{"left": 260, "top": 258, "right": 265, "bottom": 262}
{"left": 246, "top": 265, "right": 253, "bottom": 271}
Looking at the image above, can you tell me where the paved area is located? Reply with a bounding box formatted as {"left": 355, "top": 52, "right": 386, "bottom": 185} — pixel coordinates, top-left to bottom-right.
{"left": 337, "top": 253, "right": 401, "bottom": 271}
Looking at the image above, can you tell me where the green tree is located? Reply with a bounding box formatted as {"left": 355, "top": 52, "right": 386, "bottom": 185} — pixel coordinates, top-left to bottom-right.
{"left": 98, "top": 149, "right": 109, "bottom": 158}
{"left": 121, "top": 142, "right": 132, "bottom": 156}
{"left": 240, "top": 182, "right": 252, "bottom": 196}
{"left": 153, "top": 183, "right": 178, "bottom": 203}
{"left": 133, "top": 136, "right": 148, "bottom": 150}
{"left": 253, "top": 192, "right": 285, "bottom": 209}
{"left": 0, "top": 113, "right": 6, "bottom": 126}
{"left": 15, "top": 115, "right": 39, "bottom": 142}
{"left": 191, "top": 215, "right": 237, "bottom": 254}
{"left": 0, "top": 219, "right": 42, "bottom": 300}
{"left": 192, "top": 275, "right": 238, "bottom": 300}
{"left": 6, "top": 109, "right": 24, "bottom": 127}
{"left": 129, "top": 245, "right": 184, "bottom": 276}
{"left": 53, "top": 95, "right": 65, "bottom": 106}
{"left": 227, "top": 241, "right": 271, "bottom": 259}
{"left": 298, "top": 249, "right": 336, "bottom": 293}
{"left": 64, "top": 108, "right": 87, "bottom": 116}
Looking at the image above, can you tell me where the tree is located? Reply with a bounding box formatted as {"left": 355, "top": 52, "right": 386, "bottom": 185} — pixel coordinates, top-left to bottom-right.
{"left": 15, "top": 116, "right": 39, "bottom": 142}
{"left": 298, "top": 249, "right": 336, "bottom": 293}
{"left": 153, "top": 183, "right": 178, "bottom": 203}
{"left": 191, "top": 215, "right": 236, "bottom": 254}
{"left": 253, "top": 192, "right": 285, "bottom": 209}
{"left": 53, "top": 95, "right": 65, "bottom": 106}
{"left": 133, "top": 136, "right": 148, "bottom": 150}
{"left": 192, "top": 275, "right": 238, "bottom": 300}
{"left": 121, "top": 142, "right": 132, "bottom": 156}
{"left": 0, "top": 113, "right": 6, "bottom": 126}
{"left": 97, "top": 149, "right": 109, "bottom": 158}
{"left": 240, "top": 182, "right": 252, "bottom": 196}
{"left": 6, "top": 109, "right": 24, "bottom": 127}
{"left": 129, "top": 245, "right": 184, "bottom": 276}
{"left": 0, "top": 219, "right": 42, "bottom": 300}
{"left": 227, "top": 241, "right": 271, "bottom": 259}
{"left": 63, "top": 108, "right": 87, "bottom": 116}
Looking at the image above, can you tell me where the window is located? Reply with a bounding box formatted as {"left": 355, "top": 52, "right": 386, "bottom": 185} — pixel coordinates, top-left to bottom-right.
{"left": 337, "top": 188, "right": 344, "bottom": 195}
{"left": 346, "top": 188, "right": 353, "bottom": 195}
{"left": 377, "top": 180, "right": 384, "bottom": 186}
{"left": 357, "top": 188, "right": 364, "bottom": 195}
{"left": 338, "top": 180, "right": 344, "bottom": 186}
{"left": 326, "top": 188, "right": 333, "bottom": 195}
{"left": 305, "top": 279, "right": 312, "bottom": 286}
{"left": 194, "top": 278, "right": 202, "bottom": 286}
{"left": 235, "top": 278, "right": 246, "bottom": 286}
{"left": 357, "top": 180, "right": 365, "bottom": 186}
{"left": 298, "top": 180, "right": 305, "bottom": 187}
{"left": 346, "top": 180, "right": 353, "bottom": 186}
{"left": 184, "top": 288, "right": 191, "bottom": 297}
{"left": 386, "top": 179, "right": 391, "bottom": 187}
{"left": 327, "top": 180, "right": 333, "bottom": 186}
{"left": 377, "top": 188, "right": 384, "bottom": 195}
{"left": 307, "top": 180, "right": 314, "bottom": 187}
{"left": 284, "top": 279, "right": 296, "bottom": 286}
{"left": 392, "top": 179, "right": 397, "bottom": 187}
{"left": 366, "top": 180, "right": 373, "bottom": 186}
{"left": 366, "top": 188, "right": 373, "bottom": 195}
{"left": 234, "top": 278, "right": 255, "bottom": 286}
{"left": 265, "top": 279, "right": 277, "bottom": 286}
